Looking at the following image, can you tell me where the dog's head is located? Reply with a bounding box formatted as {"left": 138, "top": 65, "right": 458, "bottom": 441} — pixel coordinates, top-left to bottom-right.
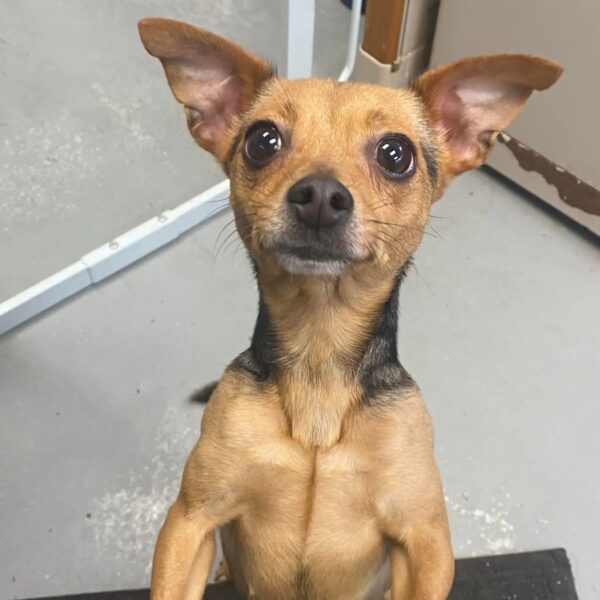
{"left": 139, "top": 18, "right": 561, "bottom": 279}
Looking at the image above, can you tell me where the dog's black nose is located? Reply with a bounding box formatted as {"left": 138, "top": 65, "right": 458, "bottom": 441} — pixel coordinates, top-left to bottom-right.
{"left": 287, "top": 175, "right": 354, "bottom": 230}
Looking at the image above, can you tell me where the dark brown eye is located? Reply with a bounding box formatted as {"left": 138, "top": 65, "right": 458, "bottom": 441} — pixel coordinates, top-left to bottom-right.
{"left": 375, "top": 135, "right": 416, "bottom": 178}
{"left": 244, "top": 121, "right": 282, "bottom": 167}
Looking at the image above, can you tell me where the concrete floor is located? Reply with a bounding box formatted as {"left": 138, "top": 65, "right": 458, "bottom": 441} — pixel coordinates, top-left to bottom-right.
{"left": 1, "top": 2, "right": 599, "bottom": 600}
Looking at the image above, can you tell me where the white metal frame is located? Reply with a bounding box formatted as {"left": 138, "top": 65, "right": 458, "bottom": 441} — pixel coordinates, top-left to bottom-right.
{"left": 0, "top": 0, "right": 362, "bottom": 337}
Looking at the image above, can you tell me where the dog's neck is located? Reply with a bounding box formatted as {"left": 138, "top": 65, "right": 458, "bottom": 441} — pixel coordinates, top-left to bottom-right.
{"left": 247, "top": 263, "right": 409, "bottom": 448}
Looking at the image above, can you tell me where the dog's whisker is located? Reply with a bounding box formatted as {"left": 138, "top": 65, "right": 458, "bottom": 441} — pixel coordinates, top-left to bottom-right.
{"left": 233, "top": 240, "right": 249, "bottom": 259}
{"left": 222, "top": 222, "right": 256, "bottom": 257}
{"left": 215, "top": 226, "right": 242, "bottom": 259}
{"left": 213, "top": 218, "right": 237, "bottom": 256}
{"left": 203, "top": 203, "right": 232, "bottom": 223}
{"left": 375, "top": 227, "right": 416, "bottom": 265}
{"left": 424, "top": 222, "right": 447, "bottom": 243}
{"left": 371, "top": 200, "right": 395, "bottom": 212}
{"left": 206, "top": 195, "right": 231, "bottom": 204}
{"left": 373, "top": 229, "right": 399, "bottom": 245}
{"left": 368, "top": 219, "right": 440, "bottom": 240}
{"left": 250, "top": 198, "right": 269, "bottom": 207}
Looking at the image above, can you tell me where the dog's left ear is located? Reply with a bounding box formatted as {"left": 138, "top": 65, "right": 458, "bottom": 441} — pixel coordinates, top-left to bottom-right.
{"left": 415, "top": 54, "right": 562, "bottom": 176}
{"left": 138, "top": 18, "right": 273, "bottom": 162}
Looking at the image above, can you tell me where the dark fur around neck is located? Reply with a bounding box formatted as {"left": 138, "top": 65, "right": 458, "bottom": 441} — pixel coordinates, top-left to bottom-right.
{"left": 232, "top": 261, "right": 414, "bottom": 402}
{"left": 357, "top": 265, "right": 414, "bottom": 402}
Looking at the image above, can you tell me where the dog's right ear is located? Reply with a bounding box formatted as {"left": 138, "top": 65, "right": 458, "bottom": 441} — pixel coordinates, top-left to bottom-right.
{"left": 138, "top": 18, "right": 273, "bottom": 163}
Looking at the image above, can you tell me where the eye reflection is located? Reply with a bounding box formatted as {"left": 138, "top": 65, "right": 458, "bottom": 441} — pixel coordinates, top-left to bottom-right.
{"left": 375, "top": 135, "right": 416, "bottom": 178}
{"left": 244, "top": 122, "right": 282, "bottom": 167}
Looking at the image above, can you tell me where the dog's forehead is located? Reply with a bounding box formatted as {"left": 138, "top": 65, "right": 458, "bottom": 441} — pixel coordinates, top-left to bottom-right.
{"left": 251, "top": 78, "right": 426, "bottom": 138}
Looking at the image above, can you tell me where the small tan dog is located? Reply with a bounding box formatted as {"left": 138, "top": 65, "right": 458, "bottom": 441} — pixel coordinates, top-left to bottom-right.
{"left": 138, "top": 17, "right": 562, "bottom": 600}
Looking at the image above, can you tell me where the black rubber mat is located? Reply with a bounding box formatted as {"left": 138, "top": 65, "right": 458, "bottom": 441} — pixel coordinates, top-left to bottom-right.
{"left": 24, "top": 548, "right": 578, "bottom": 600}
{"left": 448, "top": 548, "right": 578, "bottom": 599}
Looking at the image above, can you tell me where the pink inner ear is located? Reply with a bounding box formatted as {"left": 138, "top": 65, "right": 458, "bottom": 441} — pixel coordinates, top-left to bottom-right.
{"left": 437, "top": 87, "right": 474, "bottom": 159}
{"left": 437, "top": 76, "right": 527, "bottom": 162}
{"left": 184, "top": 73, "right": 245, "bottom": 148}
{"left": 167, "top": 51, "right": 246, "bottom": 150}
{"left": 438, "top": 88, "right": 465, "bottom": 135}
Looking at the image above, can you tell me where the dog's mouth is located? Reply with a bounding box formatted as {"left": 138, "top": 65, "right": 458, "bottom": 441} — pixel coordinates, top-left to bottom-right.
{"left": 275, "top": 247, "right": 351, "bottom": 277}
{"left": 268, "top": 240, "right": 362, "bottom": 277}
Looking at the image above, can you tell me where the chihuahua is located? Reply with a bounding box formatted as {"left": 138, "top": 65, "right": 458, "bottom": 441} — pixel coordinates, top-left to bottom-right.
{"left": 138, "top": 17, "right": 562, "bottom": 600}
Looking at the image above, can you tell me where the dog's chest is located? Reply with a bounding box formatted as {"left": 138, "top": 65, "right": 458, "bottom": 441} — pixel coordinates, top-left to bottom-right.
{"left": 221, "top": 434, "right": 389, "bottom": 600}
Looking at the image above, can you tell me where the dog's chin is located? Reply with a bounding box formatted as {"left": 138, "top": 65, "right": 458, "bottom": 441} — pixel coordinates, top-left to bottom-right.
{"left": 275, "top": 251, "right": 350, "bottom": 277}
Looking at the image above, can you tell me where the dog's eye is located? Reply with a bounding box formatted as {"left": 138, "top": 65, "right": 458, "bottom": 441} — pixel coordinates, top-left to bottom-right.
{"left": 375, "top": 135, "right": 416, "bottom": 178}
{"left": 244, "top": 121, "right": 282, "bottom": 166}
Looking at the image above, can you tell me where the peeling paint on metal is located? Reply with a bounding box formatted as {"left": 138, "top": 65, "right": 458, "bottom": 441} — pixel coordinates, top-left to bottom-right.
{"left": 498, "top": 133, "right": 600, "bottom": 216}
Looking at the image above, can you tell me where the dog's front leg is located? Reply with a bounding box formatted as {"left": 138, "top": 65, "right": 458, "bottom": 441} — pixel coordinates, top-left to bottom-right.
{"left": 387, "top": 525, "right": 454, "bottom": 600}
{"left": 151, "top": 497, "right": 217, "bottom": 600}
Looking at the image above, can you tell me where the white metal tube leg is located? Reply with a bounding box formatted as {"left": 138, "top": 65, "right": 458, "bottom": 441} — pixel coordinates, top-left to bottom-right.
{"left": 0, "top": 181, "right": 231, "bottom": 337}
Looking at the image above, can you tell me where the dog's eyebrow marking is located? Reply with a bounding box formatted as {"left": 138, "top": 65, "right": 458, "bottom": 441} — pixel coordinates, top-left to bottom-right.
{"left": 280, "top": 96, "right": 296, "bottom": 121}
{"left": 420, "top": 138, "right": 439, "bottom": 185}
{"left": 277, "top": 91, "right": 297, "bottom": 123}
{"left": 365, "top": 109, "right": 388, "bottom": 128}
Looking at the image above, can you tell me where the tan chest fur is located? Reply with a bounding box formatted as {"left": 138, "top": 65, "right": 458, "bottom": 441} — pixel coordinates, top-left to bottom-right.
{"left": 187, "top": 372, "right": 435, "bottom": 600}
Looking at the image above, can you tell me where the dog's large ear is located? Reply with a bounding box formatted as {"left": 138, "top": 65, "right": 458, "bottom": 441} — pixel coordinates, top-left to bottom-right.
{"left": 138, "top": 18, "right": 273, "bottom": 162}
{"left": 415, "top": 54, "right": 562, "bottom": 176}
